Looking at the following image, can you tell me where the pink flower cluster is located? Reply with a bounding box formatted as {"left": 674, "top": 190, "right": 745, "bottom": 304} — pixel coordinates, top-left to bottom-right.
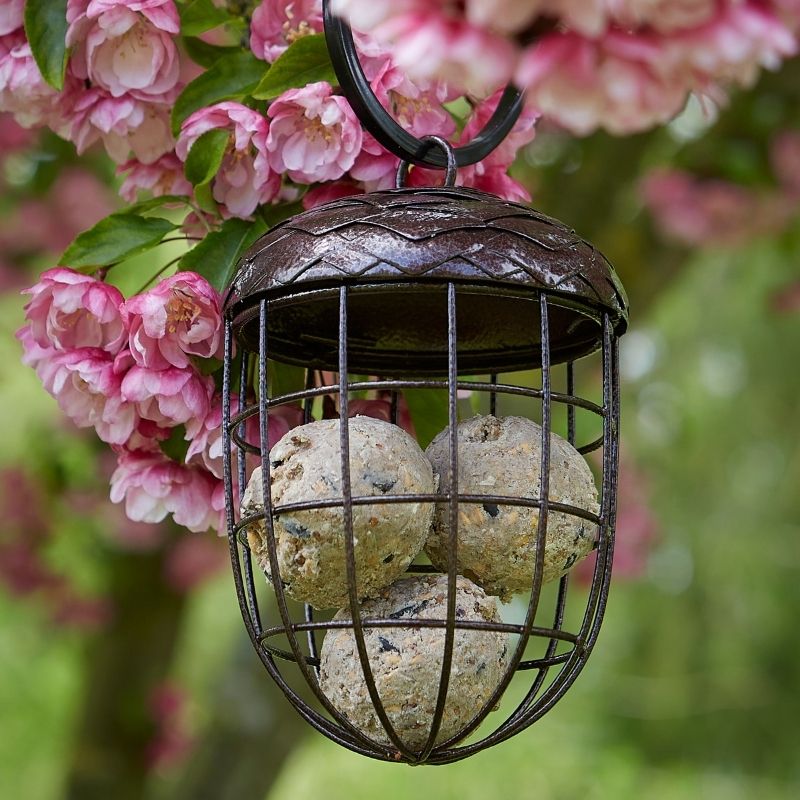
{"left": 641, "top": 161, "right": 797, "bottom": 247}
{"left": 16, "top": 268, "right": 240, "bottom": 533}
{"left": 0, "top": 1, "right": 181, "bottom": 179}
{"left": 333, "top": 0, "right": 800, "bottom": 135}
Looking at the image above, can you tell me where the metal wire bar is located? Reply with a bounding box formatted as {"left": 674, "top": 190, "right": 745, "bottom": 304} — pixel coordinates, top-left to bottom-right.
{"left": 224, "top": 325, "right": 381, "bottom": 759}
{"left": 301, "top": 368, "right": 320, "bottom": 675}
{"left": 239, "top": 351, "right": 262, "bottom": 636}
{"left": 239, "top": 495, "right": 601, "bottom": 525}
{"left": 250, "top": 300, "right": 388, "bottom": 756}
{"left": 567, "top": 361, "right": 576, "bottom": 445}
{"left": 433, "top": 293, "right": 555, "bottom": 752}
{"left": 259, "top": 618, "right": 579, "bottom": 641}
{"left": 418, "top": 283, "right": 460, "bottom": 760}
{"left": 489, "top": 372, "right": 498, "bottom": 416}
{"left": 232, "top": 380, "right": 605, "bottom": 417}
{"left": 437, "top": 315, "right": 618, "bottom": 762}
{"left": 337, "top": 286, "right": 415, "bottom": 759}
{"left": 512, "top": 362, "right": 578, "bottom": 710}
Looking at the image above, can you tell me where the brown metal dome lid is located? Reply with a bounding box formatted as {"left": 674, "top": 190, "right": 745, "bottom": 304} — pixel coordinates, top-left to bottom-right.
{"left": 224, "top": 187, "right": 629, "bottom": 375}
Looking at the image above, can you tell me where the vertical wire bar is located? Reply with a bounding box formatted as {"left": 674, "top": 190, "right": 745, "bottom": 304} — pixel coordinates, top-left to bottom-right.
{"left": 302, "top": 368, "right": 320, "bottom": 675}
{"left": 256, "top": 302, "right": 321, "bottom": 695}
{"left": 486, "top": 316, "right": 618, "bottom": 746}
{"left": 224, "top": 322, "right": 378, "bottom": 757}
{"left": 438, "top": 293, "right": 554, "bottom": 752}
{"left": 337, "top": 285, "right": 411, "bottom": 759}
{"left": 238, "top": 349, "right": 262, "bottom": 635}
{"left": 513, "top": 361, "right": 577, "bottom": 715}
{"left": 489, "top": 373, "right": 498, "bottom": 416}
{"left": 303, "top": 368, "right": 315, "bottom": 424}
{"left": 390, "top": 390, "right": 399, "bottom": 425}
{"left": 418, "top": 282, "right": 460, "bottom": 761}
{"left": 567, "top": 361, "right": 576, "bottom": 445}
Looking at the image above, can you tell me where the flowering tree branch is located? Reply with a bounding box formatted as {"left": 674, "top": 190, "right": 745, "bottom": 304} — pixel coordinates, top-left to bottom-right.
{"left": 6, "top": 0, "right": 799, "bottom": 535}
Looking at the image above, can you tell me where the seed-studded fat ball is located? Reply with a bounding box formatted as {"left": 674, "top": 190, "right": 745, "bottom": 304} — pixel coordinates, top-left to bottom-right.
{"left": 424, "top": 415, "right": 599, "bottom": 600}
{"left": 241, "top": 416, "right": 435, "bottom": 609}
{"left": 319, "top": 574, "right": 509, "bottom": 751}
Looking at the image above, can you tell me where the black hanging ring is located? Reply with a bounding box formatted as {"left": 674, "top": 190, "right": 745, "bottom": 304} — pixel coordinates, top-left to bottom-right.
{"left": 395, "top": 136, "right": 458, "bottom": 188}
{"left": 322, "top": 0, "right": 525, "bottom": 169}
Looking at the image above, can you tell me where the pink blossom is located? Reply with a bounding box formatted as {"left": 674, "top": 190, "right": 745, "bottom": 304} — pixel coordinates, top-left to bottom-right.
{"left": 120, "top": 365, "right": 214, "bottom": 437}
{"left": 16, "top": 325, "right": 64, "bottom": 395}
{"left": 518, "top": 31, "right": 688, "bottom": 135}
{"left": 465, "top": 0, "right": 541, "bottom": 35}
{"left": 771, "top": 130, "right": 800, "bottom": 196}
{"left": 606, "top": 0, "right": 720, "bottom": 34}
{"left": 66, "top": 87, "right": 175, "bottom": 164}
{"left": 187, "top": 395, "right": 304, "bottom": 479}
{"left": 250, "top": 0, "right": 324, "bottom": 62}
{"left": 366, "top": 48, "right": 456, "bottom": 139}
{"left": 123, "top": 272, "right": 222, "bottom": 370}
{"left": 0, "top": 0, "right": 23, "bottom": 36}
{"left": 145, "top": 680, "right": 194, "bottom": 770}
{"left": 110, "top": 448, "right": 222, "bottom": 532}
{"left": 118, "top": 153, "right": 192, "bottom": 202}
{"left": 640, "top": 168, "right": 790, "bottom": 246}
{"left": 461, "top": 167, "right": 532, "bottom": 203}
{"left": 349, "top": 52, "right": 456, "bottom": 189}
{"left": 22, "top": 268, "right": 126, "bottom": 354}
{"left": 302, "top": 179, "right": 364, "bottom": 209}
{"left": 0, "top": 112, "right": 33, "bottom": 149}
{"left": 329, "top": 0, "right": 422, "bottom": 31}
{"left": 349, "top": 131, "right": 398, "bottom": 190}
{"left": 67, "top": 1, "right": 180, "bottom": 100}
{"left": 665, "top": 1, "right": 798, "bottom": 88}
{"left": 267, "top": 82, "right": 362, "bottom": 183}
{"left": 48, "top": 348, "right": 139, "bottom": 445}
{"left": 176, "top": 101, "right": 279, "bottom": 218}
{"left": 0, "top": 33, "right": 60, "bottom": 129}
{"left": 461, "top": 91, "right": 539, "bottom": 169}
{"left": 369, "top": 10, "right": 517, "bottom": 95}
{"left": 348, "top": 398, "right": 415, "bottom": 436}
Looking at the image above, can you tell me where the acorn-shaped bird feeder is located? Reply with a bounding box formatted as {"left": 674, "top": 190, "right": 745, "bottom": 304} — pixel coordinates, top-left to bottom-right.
{"left": 219, "top": 3, "right": 629, "bottom": 766}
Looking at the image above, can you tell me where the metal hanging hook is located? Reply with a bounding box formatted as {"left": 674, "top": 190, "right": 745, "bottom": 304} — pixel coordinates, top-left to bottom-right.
{"left": 322, "top": 0, "right": 525, "bottom": 170}
{"left": 395, "top": 136, "right": 458, "bottom": 188}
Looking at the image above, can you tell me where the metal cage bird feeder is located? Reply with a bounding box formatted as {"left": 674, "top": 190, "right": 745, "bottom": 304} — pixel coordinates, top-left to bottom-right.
{"left": 219, "top": 2, "right": 629, "bottom": 766}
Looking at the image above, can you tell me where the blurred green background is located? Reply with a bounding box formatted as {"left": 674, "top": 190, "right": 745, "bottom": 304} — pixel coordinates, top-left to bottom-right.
{"left": 2, "top": 62, "right": 800, "bottom": 800}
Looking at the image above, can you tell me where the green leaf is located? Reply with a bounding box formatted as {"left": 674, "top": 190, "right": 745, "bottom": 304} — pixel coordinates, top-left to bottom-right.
{"left": 178, "top": 217, "right": 266, "bottom": 292}
{"left": 404, "top": 389, "right": 450, "bottom": 449}
{"left": 270, "top": 363, "right": 306, "bottom": 397}
{"left": 172, "top": 50, "right": 267, "bottom": 136}
{"left": 259, "top": 200, "right": 304, "bottom": 229}
{"left": 193, "top": 182, "right": 218, "bottom": 214}
{"left": 125, "top": 195, "right": 192, "bottom": 215}
{"left": 160, "top": 425, "right": 190, "bottom": 463}
{"left": 24, "top": 0, "right": 69, "bottom": 90}
{"left": 61, "top": 214, "right": 179, "bottom": 270}
{"left": 252, "top": 35, "right": 336, "bottom": 100}
{"left": 185, "top": 128, "right": 230, "bottom": 187}
{"left": 177, "top": 0, "right": 230, "bottom": 36}
{"left": 183, "top": 36, "right": 241, "bottom": 68}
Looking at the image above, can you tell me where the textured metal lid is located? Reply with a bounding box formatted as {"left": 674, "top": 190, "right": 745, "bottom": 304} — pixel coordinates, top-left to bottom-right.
{"left": 224, "top": 187, "right": 628, "bottom": 374}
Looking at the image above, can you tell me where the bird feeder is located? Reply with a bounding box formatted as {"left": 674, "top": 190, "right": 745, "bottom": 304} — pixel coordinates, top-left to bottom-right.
{"left": 219, "top": 2, "right": 629, "bottom": 765}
